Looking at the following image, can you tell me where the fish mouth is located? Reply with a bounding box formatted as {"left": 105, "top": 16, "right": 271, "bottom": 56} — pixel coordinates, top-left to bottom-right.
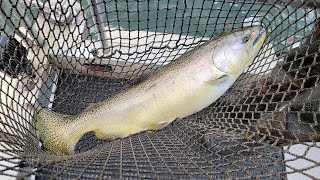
{"left": 252, "top": 27, "right": 266, "bottom": 48}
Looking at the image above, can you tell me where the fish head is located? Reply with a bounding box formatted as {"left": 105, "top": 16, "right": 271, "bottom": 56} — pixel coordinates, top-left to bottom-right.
{"left": 213, "top": 26, "right": 266, "bottom": 76}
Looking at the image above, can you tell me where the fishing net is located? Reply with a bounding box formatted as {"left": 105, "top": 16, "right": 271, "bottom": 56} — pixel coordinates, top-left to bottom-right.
{"left": 1, "top": 0, "right": 320, "bottom": 179}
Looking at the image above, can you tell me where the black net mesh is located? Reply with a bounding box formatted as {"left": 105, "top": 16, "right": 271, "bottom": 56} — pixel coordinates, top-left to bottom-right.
{"left": 1, "top": 0, "right": 320, "bottom": 179}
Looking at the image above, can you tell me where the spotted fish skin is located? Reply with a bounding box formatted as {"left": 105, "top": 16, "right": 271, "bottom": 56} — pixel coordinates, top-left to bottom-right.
{"left": 36, "top": 27, "right": 266, "bottom": 155}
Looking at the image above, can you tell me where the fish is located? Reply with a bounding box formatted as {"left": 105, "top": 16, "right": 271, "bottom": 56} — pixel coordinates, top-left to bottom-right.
{"left": 35, "top": 26, "right": 266, "bottom": 155}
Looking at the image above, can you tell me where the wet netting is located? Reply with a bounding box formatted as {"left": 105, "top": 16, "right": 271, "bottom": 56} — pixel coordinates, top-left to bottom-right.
{"left": 1, "top": 0, "right": 320, "bottom": 179}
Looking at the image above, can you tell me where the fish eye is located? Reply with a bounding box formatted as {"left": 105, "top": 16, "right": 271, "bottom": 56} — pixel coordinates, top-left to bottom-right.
{"left": 243, "top": 36, "right": 250, "bottom": 43}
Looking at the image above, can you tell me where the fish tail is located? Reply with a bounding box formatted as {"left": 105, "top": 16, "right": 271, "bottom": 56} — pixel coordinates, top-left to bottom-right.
{"left": 35, "top": 109, "right": 81, "bottom": 155}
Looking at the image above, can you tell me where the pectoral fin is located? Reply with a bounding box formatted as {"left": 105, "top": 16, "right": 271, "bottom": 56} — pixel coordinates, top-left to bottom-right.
{"left": 205, "top": 74, "right": 228, "bottom": 85}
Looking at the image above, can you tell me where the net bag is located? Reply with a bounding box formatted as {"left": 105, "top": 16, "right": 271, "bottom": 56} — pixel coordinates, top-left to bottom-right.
{"left": 1, "top": 0, "right": 320, "bottom": 179}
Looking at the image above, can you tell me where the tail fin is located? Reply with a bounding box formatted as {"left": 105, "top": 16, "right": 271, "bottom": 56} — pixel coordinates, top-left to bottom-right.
{"left": 35, "top": 109, "right": 80, "bottom": 155}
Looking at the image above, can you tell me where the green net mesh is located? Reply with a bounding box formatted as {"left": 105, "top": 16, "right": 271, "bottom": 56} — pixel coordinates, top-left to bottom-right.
{"left": 1, "top": 0, "right": 320, "bottom": 179}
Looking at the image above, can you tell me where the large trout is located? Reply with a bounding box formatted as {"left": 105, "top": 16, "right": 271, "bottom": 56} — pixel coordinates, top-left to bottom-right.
{"left": 36, "top": 26, "right": 266, "bottom": 155}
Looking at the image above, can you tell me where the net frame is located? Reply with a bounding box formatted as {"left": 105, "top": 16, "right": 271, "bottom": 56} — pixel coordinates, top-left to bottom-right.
{"left": 0, "top": 0, "right": 320, "bottom": 179}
